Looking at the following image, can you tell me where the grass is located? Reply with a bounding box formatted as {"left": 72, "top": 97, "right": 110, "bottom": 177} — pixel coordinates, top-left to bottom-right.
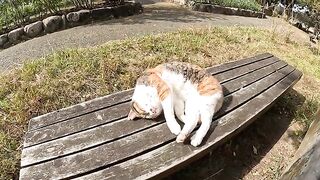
{"left": 1, "top": 26, "right": 320, "bottom": 179}
{"left": 203, "top": 0, "right": 261, "bottom": 11}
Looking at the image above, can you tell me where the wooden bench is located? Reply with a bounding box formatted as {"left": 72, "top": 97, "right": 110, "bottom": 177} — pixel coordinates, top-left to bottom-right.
{"left": 19, "top": 53, "right": 302, "bottom": 179}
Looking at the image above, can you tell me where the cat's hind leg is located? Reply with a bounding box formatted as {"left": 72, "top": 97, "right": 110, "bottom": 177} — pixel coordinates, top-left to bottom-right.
{"left": 190, "top": 93, "right": 223, "bottom": 146}
{"left": 190, "top": 109, "right": 213, "bottom": 147}
{"left": 176, "top": 101, "right": 199, "bottom": 143}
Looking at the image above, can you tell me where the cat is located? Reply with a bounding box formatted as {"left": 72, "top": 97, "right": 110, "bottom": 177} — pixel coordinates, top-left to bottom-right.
{"left": 128, "top": 61, "right": 224, "bottom": 147}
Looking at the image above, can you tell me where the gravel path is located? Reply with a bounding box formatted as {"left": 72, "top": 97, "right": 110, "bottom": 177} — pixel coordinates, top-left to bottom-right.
{"left": 0, "top": 3, "right": 309, "bottom": 72}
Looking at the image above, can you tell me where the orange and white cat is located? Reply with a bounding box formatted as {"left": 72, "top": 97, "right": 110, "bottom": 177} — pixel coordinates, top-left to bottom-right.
{"left": 128, "top": 62, "right": 224, "bottom": 147}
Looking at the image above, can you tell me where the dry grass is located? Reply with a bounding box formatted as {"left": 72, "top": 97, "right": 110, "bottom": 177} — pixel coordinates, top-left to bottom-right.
{"left": 0, "top": 26, "right": 320, "bottom": 179}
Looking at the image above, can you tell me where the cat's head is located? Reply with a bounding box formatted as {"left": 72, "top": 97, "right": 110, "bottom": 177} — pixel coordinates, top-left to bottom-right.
{"left": 128, "top": 84, "right": 163, "bottom": 120}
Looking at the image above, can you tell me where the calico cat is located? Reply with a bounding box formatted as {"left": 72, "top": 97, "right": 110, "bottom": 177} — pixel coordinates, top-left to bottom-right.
{"left": 128, "top": 62, "right": 224, "bottom": 147}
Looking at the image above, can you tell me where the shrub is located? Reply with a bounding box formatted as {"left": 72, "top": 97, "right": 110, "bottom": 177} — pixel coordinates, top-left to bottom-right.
{"left": 196, "top": 0, "right": 261, "bottom": 11}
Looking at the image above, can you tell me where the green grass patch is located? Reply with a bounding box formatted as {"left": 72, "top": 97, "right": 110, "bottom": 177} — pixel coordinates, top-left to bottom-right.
{"left": 1, "top": 27, "right": 320, "bottom": 179}
{"left": 202, "top": 0, "right": 261, "bottom": 11}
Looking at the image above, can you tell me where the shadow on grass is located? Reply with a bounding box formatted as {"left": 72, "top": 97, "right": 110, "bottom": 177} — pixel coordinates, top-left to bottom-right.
{"left": 164, "top": 88, "right": 306, "bottom": 180}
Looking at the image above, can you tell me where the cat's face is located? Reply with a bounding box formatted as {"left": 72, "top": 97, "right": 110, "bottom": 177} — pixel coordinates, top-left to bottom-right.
{"left": 128, "top": 85, "right": 162, "bottom": 120}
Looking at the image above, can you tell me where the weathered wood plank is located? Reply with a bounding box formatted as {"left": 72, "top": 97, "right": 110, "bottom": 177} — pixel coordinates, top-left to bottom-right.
{"left": 21, "top": 118, "right": 163, "bottom": 167}
{"left": 223, "top": 61, "right": 287, "bottom": 95}
{"left": 20, "top": 61, "right": 287, "bottom": 167}
{"left": 28, "top": 89, "right": 134, "bottom": 131}
{"left": 206, "top": 53, "right": 273, "bottom": 75}
{"left": 24, "top": 57, "right": 281, "bottom": 148}
{"left": 19, "top": 65, "right": 295, "bottom": 179}
{"left": 215, "top": 56, "right": 278, "bottom": 83}
{"left": 24, "top": 101, "right": 132, "bottom": 147}
{"left": 76, "top": 70, "right": 302, "bottom": 180}
{"left": 20, "top": 123, "right": 175, "bottom": 179}
{"left": 27, "top": 53, "right": 273, "bottom": 131}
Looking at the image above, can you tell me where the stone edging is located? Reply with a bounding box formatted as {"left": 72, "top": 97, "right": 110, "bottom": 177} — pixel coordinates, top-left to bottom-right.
{"left": 191, "top": 3, "right": 265, "bottom": 18}
{"left": 0, "top": 2, "right": 143, "bottom": 49}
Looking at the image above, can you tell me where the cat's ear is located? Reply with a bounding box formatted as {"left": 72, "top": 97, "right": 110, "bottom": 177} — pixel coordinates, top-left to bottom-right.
{"left": 128, "top": 109, "right": 137, "bottom": 120}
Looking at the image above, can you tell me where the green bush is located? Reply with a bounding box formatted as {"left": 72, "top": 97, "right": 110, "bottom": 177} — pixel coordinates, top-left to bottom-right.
{"left": 197, "top": 0, "right": 262, "bottom": 11}
{"left": 0, "top": 0, "right": 66, "bottom": 30}
{"left": 0, "top": 0, "right": 98, "bottom": 32}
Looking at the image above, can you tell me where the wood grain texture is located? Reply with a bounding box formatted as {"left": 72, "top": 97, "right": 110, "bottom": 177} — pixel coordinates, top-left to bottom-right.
{"left": 206, "top": 53, "right": 273, "bottom": 75}
{"left": 28, "top": 89, "right": 134, "bottom": 131}
{"left": 215, "top": 56, "right": 278, "bottom": 83}
{"left": 76, "top": 70, "right": 302, "bottom": 180}
{"left": 19, "top": 63, "right": 297, "bottom": 179}
{"left": 24, "top": 101, "right": 132, "bottom": 147}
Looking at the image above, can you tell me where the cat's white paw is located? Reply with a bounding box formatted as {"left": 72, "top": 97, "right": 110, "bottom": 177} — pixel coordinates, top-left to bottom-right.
{"left": 169, "top": 124, "right": 181, "bottom": 135}
{"left": 190, "top": 135, "right": 202, "bottom": 147}
{"left": 176, "top": 133, "right": 187, "bottom": 143}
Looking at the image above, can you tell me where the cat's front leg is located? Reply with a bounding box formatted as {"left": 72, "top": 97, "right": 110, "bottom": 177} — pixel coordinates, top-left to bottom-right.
{"left": 174, "top": 99, "right": 186, "bottom": 123}
{"left": 161, "top": 94, "right": 181, "bottom": 135}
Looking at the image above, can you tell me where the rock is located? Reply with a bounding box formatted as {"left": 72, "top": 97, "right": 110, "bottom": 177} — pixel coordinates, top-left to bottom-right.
{"left": 301, "top": 23, "right": 308, "bottom": 30}
{"left": 126, "top": 4, "right": 135, "bottom": 16}
{"left": 8, "top": 27, "right": 24, "bottom": 43}
{"left": 309, "top": 33, "right": 317, "bottom": 43}
{"left": 112, "top": 5, "right": 131, "bottom": 18}
{"left": 273, "top": 3, "right": 285, "bottom": 16}
{"left": 198, "top": 4, "right": 210, "bottom": 12}
{"left": 0, "top": 34, "right": 8, "bottom": 47}
{"left": 62, "top": 15, "right": 67, "bottom": 29}
{"left": 308, "top": 27, "right": 315, "bottom": 34}
{"left": 228, "top": 7, "right": 238, "bottom": 15}
{"left": 222, "top": 6, "right": 236, "bottom": 15}
{"left": 281, "top": 109, "right": 320, "bottom": 180}
{"left": 241, "top": 9, "right": 252, "bottom": 17}
{"left": 268, "top": 5, "right": 275, "bottom": 11}
{"left": 78, "top": 9, "right": 91, "bottom": 21}
{"left": 43, "top": 16, "right": 62, "bottom": 33}
{"left": 91, "top": 7, "right": 113, "bottom": 19}
{"left": 66, "top": 12, "right": 80, "bottom": 22}
{"left": 24, "top": 21, "right": 43, "bottom": 38}
{"left": 205, "top": 4, "right": 213, "bottom": 13}
{"left": 192, "top": 3, "right": 200, "bottom": 11}
{"left": 248, "top": 10, "right": 255, "bottom": 17}
{"left": 264, "top": 8, "right": 273, "bottom": 16}
{"left": 211, "top": 5, "right": 227, "bottom": 14}
{"left": 67, "top": 10, "right": 91, "bottom": 22}
{"left": 133, "top": 2, "right": 143, "bottom": 14}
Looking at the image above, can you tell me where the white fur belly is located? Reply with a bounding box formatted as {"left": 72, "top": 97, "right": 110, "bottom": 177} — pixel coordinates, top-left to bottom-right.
{"left": 178, "top": 81, "right": 199, "bottom": 100}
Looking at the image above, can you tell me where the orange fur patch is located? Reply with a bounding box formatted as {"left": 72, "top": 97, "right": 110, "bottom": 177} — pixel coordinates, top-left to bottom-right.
{"left": 197, "top": 76, "right": 222, "bottom": 96}
{"left": 148, "top": 73, "right": 169, "bottom": 101}
{"left": 147, "top": 65, "right": 164, "bottom": 75}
